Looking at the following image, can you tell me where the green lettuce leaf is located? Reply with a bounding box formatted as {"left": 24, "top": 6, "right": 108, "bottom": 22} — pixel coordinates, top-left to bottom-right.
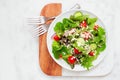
{"left": 81, "top": 55, "right": 97, "bottom": 70}
{"left": 52, "top": 42, "right": 70, "bottom": 59}
{"left": 87, "top": 18, "right": 97, "bottom": 25}
{"left": 98, "top": 27, "right": 105, "bottom": 36}
{"left": 54, "top": 22, "right": 64, "bottom": 36}
{"left": 70, "top": 15, "right": 89, "bottom": 22}
{"left": 52, "top": 41, "right": 62, "bottom": 51}
{"left": 88, "top": 23, "right": 95, "bottom": 30}
{"left": 63, "top": 18, "right": 78, "bottom": 30}
{"left": 97, "top": 40, "right": 106, "bottom": 52}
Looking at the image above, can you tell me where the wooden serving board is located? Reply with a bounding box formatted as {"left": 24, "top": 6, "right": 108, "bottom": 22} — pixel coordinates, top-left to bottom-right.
{"left": 39, "top": 3, "right": 62, "bottom": 76}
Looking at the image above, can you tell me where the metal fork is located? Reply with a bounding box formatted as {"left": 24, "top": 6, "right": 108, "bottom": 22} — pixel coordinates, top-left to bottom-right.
{"left": 33, "top": 24, "right": 49, "bottom": 36}
{"left": 28, "top": 16, "right": 55, "bottom": 25}
{"left": 28, "top": 3, "right": 80, "bottom": 25}
{"left": 34, "top": 3, "right": 81, "bottom": 37}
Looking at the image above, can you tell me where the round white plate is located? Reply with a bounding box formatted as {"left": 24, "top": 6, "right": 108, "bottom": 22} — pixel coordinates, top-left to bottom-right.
{"left": 47, "top": 9, "right": 107, "bottom": 71}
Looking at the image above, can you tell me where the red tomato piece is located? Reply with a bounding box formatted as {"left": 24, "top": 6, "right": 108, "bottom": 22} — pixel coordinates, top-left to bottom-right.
{"left": 80, "top": 20, "right": 87, "bottom": 28}
{"left": 53, "top": 34, "right": 60, "bottom": 41}
{"left": 74, "top": 48, "right": 80, "bottom": 54}
{"left": 89, "top": 51, "right": 95, "bottom": 56}
{"left": 59, "top": 54, "right": 62, "bottom": 58}
{"left": 94, "top": 25, "right": 99, "bottom": 30}
{"left": 68, "top": 56, "right": 76, "bottom": 64}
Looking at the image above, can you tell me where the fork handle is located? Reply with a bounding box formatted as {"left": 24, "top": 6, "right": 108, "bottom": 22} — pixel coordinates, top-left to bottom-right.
{"left": 46, "top": 16, "right": 55, "bottom": 21}
{"left": 70, "top": 3, "right": 81, "bottom": 10}
{"left": 32, "top": 4, "right": 81, "bottom": 25}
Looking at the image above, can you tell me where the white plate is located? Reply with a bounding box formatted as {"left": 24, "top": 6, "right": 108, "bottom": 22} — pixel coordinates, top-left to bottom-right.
{"left": 47, "top": 9, "right": 107, "bottom": 71}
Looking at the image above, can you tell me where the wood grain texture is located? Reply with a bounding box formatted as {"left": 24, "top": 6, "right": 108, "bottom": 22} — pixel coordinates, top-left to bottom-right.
{"left": 39, "top": 3, "right": 62, "bottom": 76}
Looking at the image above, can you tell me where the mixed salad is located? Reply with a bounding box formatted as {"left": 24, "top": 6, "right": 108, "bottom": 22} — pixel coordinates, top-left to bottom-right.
{"left": 52, "top": 11, "right": 106, "bottom": 70}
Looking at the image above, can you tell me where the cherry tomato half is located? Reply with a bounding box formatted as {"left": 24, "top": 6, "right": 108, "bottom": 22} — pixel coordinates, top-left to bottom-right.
{"left": 89, "top": 51, "right": 95, "bottom": 56}
{"left": 53, "top": 34, "right": 60, "bottom": 41}
{"left": 74, "top": 48, "right": 81, "bottom": 54}
{"left": 68, "top": 56, "right": 76, "bottom": 64}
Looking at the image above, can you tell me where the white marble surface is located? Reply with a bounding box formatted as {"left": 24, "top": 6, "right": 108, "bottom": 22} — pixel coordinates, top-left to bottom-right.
{"left": 0, "top": 0, "right": 120, "bottom": 80}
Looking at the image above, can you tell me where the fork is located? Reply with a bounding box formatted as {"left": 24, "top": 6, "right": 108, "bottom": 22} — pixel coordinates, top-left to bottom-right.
{"left": 33, "top": 24, "right": 49, "bottom": 36}
{"left": 28, "top": 16, "right": 55, "bottom": 25}
{"left": 34, "top": 3, "right": 81, "bottom": 37}
{"left": 28, "top": 3, "right": 80, "bottom": 25}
